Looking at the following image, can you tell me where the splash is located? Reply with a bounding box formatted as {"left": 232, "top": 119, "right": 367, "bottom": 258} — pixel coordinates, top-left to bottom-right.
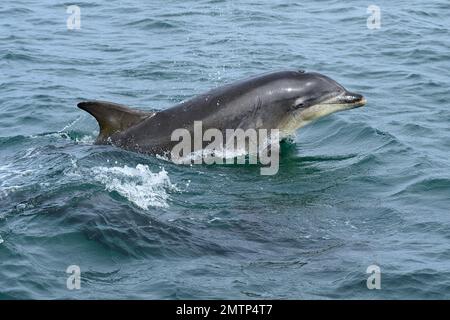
{"left": 58, "top": 115, "right": 83, "bottom": 133}
{"left": 91, "top": 164, "right": 176, "bottom": 209}
{"left": 0, "top": 163, "right": 33, "bottom": 199}
{"left": 29, "top": 131, "right": 97, "bottom": 144}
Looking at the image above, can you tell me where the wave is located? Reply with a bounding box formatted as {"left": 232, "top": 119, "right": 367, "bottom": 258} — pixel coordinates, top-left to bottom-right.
{"left": 392, "top": 177, "right": 450, "bottom": 197}
{"left": 0, "top": 7, "right": 33, "bottom": 15}
{"left": 124, "top": 18, "right": 179, "bottom": 30}
{"left": 1, "top": 52, "right": 38, "bottom": 62}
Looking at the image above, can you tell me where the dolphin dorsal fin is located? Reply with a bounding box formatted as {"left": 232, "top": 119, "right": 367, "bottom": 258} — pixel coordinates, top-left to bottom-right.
{"left": 77, "top": 100, "right": 153, "bottom": 143}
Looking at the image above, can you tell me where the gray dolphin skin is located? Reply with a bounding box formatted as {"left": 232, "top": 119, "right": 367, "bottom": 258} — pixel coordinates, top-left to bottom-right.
{"left": 78, "top": 70, "right": 366, "bottom": 155}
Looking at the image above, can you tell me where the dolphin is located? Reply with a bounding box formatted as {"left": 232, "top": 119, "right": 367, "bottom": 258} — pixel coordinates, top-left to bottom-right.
{"left": 78, "top": 70, "right": 366, "bottom": 155}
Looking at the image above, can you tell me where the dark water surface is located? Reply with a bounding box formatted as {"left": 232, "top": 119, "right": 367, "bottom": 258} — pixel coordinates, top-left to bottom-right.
{"left": 1, "top": 0, "right": 449, "bottom": 299}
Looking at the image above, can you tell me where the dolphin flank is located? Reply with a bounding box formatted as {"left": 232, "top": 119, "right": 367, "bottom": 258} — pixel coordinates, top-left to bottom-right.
{"left": 78, "top": 70, "right": 366, "bottom": 155}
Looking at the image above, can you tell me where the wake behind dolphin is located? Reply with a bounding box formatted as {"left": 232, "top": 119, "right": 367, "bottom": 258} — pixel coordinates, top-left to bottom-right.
{"left": 78, "top": 70, "right": 366, "bottom": 157}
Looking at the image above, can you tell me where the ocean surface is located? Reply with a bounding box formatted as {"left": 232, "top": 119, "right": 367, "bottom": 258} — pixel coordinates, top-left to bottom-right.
{"left": 1, "top": 0, "right": 449, "bottom": 299}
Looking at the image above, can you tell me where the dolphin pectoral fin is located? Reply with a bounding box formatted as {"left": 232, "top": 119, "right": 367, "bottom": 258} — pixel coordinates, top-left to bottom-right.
{"left": 77, "top": 100, "right": 154, "bottom": 144}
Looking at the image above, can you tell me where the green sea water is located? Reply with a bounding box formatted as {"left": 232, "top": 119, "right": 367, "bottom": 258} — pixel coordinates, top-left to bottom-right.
{"left": 1, "top": 0, "right": 449, "bottom": 299}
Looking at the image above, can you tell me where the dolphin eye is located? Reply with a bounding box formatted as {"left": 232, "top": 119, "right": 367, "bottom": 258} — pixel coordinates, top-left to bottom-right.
{"left": 292, "top": 101, "right": 306, "bottom": 110}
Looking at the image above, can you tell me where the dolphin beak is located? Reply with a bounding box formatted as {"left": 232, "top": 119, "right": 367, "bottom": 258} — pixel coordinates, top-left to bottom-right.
{"left": 339, "top": 91, "right": 366, "bottom": 108}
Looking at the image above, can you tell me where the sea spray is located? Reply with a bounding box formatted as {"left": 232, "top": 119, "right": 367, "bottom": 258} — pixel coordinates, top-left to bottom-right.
{"left": 91, "top": 164, "right": 177, "bottom": 209}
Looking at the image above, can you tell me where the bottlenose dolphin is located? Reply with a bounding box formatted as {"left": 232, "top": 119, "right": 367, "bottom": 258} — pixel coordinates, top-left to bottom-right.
{"left": 78, "top": 70, "right": 366, "bottom": 155}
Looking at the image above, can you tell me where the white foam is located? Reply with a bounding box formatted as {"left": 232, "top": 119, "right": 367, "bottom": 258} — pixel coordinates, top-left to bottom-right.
{"left": 173, "top": 145, "right": 249, "bottom": 165}
{"left": 74, "top": 132, "right": 97, "bottom": 144}
{"left": 58, "top": 115, "right": 83, "bottom": 132}
{"left": 174, "top": 138, "right": 276, "bottom": 165}
{"left": 0, "top": 235, "right": 3, "bottom": 245}
{"left": 91, "top": 164, "right": 176, "bottom": 209}
{"left": 0, "top": 163, "right": 32, "bottom": 198}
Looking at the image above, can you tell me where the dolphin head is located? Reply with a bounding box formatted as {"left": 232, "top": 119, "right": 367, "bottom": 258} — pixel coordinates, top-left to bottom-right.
{"left": 258, "top": 70, "right": 366, "bottom": 135}
{"left": 288, "top": 70, "right": 366, "bottom": 118}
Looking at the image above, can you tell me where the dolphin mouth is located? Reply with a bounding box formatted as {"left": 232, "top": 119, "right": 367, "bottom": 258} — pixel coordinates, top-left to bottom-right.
{"left": 328, "top": 91, "right": 366, "bottom": 109}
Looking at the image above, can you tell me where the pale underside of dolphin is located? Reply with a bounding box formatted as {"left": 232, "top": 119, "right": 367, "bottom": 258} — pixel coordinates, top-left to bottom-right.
{"left": 78, "top": 70, "right": 366, "bottom": 155}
